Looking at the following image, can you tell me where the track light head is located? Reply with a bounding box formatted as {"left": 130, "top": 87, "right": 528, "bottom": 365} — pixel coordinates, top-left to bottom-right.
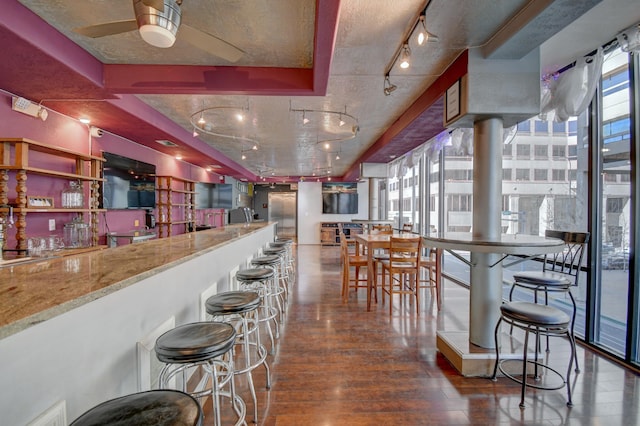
{"left": 417, "top": 14, "right": 439, "bottom": 45}
{"left": 383, "top": 75, "right": 397, "bottom": 96}
{"left": 399, "top": 43, "right": 411, "bottom": 69}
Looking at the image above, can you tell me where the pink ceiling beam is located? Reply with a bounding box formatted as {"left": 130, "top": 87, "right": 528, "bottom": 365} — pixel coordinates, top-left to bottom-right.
{"left": 0, "top": 1, "right": 106, "bottom": 97}
{"left": 312, "top": 0, "right": 341, "bottom": 95}
{"left": 103, "top": 0, "right": 341, "bottom": 96}
{"left": 342, "top": 50, "right": 469, "bottom": 181}
{"left": 103, "top": 66, "right": 315, "bottom": 95}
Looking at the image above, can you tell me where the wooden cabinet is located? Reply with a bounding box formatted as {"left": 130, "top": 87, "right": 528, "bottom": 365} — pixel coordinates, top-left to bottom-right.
{"left": 320, "top": 222, "right": 363, "bottom": 245}
{"left": 0, "top": 138, "right": 104, "bottom": 250}
{"left": 156, "top": 176, "right": 196, "bottom": 238}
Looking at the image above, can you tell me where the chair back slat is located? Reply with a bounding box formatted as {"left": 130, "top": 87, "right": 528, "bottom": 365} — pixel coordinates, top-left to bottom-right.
{"left": 543, "top": 230, "right": 590, "bottom": 285}
{"left": 389, "top": 236, "right": 421, "bottom": 264}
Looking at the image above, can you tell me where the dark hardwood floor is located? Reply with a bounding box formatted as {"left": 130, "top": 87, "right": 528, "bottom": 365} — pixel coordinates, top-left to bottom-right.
{"left": 212, "top": 244, "right": 639, "bottom": 425}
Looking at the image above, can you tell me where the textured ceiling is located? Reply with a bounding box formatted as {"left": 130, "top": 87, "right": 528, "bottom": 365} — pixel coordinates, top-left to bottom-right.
{"left": 3, "top": 0, "right": 637, "bottom": 182}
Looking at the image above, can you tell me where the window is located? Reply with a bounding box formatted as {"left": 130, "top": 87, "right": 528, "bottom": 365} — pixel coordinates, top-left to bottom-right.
{"left": 502, "top": 169, "right": 512, "bottom": 180}
{"left": 503, "top": 144, "right": 512, "bottom": 156}
{"left": 448, "top": 194, "right": 471, "bottom": 211}
{"left": 552, "top": 121, "right": 566, "bottom": 135}
{"left": 444, "top": 169, "right": 472, "bottom": 180}
{"left": 568, "top": 120, "right": 578, "bottom": 136}
{"left": 516, "top": 145, "right": 530, "bottom": 158}
{"left": 517, "top": 120, "right": 531, "bottom": 133}
{"left": 502, "top": 195, "right": 510, "bottom": 211}
{"left": 551, "top": 169, "right": 565, "bottom": 181}
{"left": 568, "top": 145, "right": 577, "bottom": 157}
{"left": 534, "top": 169, "right": 548, "bottom": 181}
{"left": 606, "top": 198, "right": 624, "bottom": 213}
{"left": 552, "top": 145, "right": 567, "bottom": 158}
{"left": 534, "top": 120, "right": 548, "bottom": 134}
{"left": 534, "top": 145, "right": 547, "bottom": 158}
{"left": 603, "top": 116, "right": 631, "bottom": 144}
{"left": 516, "top": 169, "right": 530, "bottom": 181}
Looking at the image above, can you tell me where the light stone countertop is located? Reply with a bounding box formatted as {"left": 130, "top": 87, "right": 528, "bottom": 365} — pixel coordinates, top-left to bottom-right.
{"left": 0, "top": 222, "right": 272, "bottom": 340}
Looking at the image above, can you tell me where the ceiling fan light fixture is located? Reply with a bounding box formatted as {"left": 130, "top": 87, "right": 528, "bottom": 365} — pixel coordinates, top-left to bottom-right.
{"left": 135, "top": 0, "right": 181, "bottom": 48}
{"left": 139, "top": 24, "right": 177, "bottom": 48}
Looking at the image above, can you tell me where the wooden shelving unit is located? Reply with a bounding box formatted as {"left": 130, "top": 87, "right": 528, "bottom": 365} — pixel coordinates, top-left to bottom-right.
{"left": 320, "top": 222, "right": 363, "bottom": 246}
{"left": 156, "top": 176, "right": 196, "bottom": 238}
{"left": 0, "top": 138, "right": 104, "bottom": 250}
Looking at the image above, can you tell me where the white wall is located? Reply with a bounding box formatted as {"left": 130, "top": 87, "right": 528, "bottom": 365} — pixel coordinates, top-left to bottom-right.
{"left": 297, "top": 181, "right": 369, "bottom": 244}
{"left": 0, "top": 224, "right": 275, "bottom": 426}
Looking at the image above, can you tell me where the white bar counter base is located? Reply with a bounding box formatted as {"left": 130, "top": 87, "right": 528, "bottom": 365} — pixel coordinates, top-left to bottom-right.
{"left": 0, "top": 222, "right": 276, "bottom": 426}
{"left": 425, "top": 232, "right": 564, "bottom": 376}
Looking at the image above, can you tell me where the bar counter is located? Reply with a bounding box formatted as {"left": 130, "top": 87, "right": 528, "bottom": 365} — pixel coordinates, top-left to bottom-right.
{"left": 0, "top": 221, "right": 276, "bottom": 426}
{"left": 0, "top": 222, "right": 274, "bottom": 339}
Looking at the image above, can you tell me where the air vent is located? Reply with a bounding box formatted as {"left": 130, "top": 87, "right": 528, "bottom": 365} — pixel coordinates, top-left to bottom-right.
{"left": 155, "top": 139, "right": 178, "bottom": 147}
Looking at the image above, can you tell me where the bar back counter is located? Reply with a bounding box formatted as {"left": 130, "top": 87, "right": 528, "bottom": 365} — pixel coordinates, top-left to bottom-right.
{"left": 0, "top": 222, "right": 276, "bottom": 426}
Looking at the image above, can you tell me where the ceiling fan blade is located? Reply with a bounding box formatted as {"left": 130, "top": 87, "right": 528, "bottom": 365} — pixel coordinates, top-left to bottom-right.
{"left": 179, "top": 24, "right": 244, "bottom": 63}
{"left": 142, "top": 0, "right": 165, "bottom": 12}
{"left": 74, "top": 20, "right": 139, "bottom": 38}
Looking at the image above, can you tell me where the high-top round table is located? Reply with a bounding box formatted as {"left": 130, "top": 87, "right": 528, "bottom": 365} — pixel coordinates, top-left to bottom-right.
{"left": 422, "top": 233, "right": 564, "bottom": 349}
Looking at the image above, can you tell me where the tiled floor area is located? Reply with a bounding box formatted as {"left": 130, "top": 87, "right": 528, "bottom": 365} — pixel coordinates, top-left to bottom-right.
{"left": 214, "top": 244, "right": 640, "bottom": 425}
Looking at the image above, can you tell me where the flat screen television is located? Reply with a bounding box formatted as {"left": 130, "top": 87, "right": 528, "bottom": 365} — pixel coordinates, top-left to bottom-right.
{"left": 195, "top": 182, "right": 233, "bottom": 209}
{"left": 101, "top": 152, "right": 156, "bottom": 209}
{"left": 322, "top": 182, "right": 358, "bottom": 214}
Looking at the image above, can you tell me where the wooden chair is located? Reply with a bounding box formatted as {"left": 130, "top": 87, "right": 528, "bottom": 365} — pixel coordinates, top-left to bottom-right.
{"left": 401, "top": 223, "right": 414, "bottom": 233}
{"left": 371, "top": 223, "right": 393, "bottom": 234}
{"left": 340, "top": 232, "right": 369, "bottom": 302}
{"left": 419, "top": 246, "right": 441, "bottom": 310}
{"left": 379, "top": 236, "right": 422, "bottom": 315}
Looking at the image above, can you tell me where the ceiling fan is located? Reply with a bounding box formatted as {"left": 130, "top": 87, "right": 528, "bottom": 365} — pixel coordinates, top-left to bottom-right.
{"left": 73, "top": 0, "right": 244, "bottom": 62}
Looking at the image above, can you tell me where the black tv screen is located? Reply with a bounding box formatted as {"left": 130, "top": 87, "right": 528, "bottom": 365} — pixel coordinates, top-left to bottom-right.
{"left": 101, "top": 152, "right": 156, "bottom": 209}
{"left": 322, "top": 182, "right": 358, "bottom": 214}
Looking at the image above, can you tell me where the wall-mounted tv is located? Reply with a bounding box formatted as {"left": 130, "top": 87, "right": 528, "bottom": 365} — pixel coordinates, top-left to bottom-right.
{"left": 101, "top": 152, "right": 156, "bottom": 210}
{"left": 322, "top": 182, "right": 358, "bottom": 214}
{"left": 195, "top": 182, "right": 233, "bottom": 209}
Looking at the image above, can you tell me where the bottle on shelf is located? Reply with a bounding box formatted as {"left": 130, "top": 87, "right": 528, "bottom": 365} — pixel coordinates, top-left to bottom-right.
{"left": 61, "top": 180, "right": 84, "bottom": 209}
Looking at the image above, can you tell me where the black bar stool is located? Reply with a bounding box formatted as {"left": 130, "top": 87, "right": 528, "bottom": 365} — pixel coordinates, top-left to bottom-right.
{"left": 155, "top": 322, "right": 246, "bottom": 426}
{"left": 491, "top": 301, "right": 576, "bottom": 409}
{"left": 206, "top": 291, "right": 270, "bottom": 424}
{"left": 236, "top": 266, "right": 279, "bottom": 352}
{"left": 70, "top": 390, "right": 203, "bottom": 426}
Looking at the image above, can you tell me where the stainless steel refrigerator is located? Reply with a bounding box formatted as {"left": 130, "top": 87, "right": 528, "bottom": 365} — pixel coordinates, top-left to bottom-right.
{"left": 268, "top": 192, "right": 296, "bottom": 239}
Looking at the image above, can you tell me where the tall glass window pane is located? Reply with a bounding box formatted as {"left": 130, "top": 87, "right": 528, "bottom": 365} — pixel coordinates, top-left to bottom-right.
{"left": 596, "top": 47, "right": 631, "bottom": 356}
{"left": 502, "top": 108, "right": 589, "bottom": 336}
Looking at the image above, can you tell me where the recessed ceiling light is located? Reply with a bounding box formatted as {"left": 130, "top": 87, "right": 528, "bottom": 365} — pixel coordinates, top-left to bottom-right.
{"left": 156, "top": 139, "right": 178, "bottom": 147}
{"left": 208, "top": 164, "right": 222, "bottom": 169}
{"left": 175, "top": 154, "right": 183, "bottom": 160}
{"left": 240, "top": 178, "right": 248, "bottom": 182}
{"left": 79, "top": 117, "right": 90, "bottom": 124}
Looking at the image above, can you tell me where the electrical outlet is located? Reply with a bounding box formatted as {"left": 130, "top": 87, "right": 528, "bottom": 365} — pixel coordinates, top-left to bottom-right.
{"left": 134, "top": 219, "right": 139, "bottom": 227}
{"left": 48, "top": 219, "right": 55, "bottom": 231}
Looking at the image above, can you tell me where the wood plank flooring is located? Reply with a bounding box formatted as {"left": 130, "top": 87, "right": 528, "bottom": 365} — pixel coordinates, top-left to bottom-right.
{"left": 212, "top": 244, "right": 640, "bottom": 425}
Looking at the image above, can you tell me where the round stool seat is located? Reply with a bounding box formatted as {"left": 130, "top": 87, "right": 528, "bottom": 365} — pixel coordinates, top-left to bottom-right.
{"left": 206, "top": 291, "right": 261, "bottom": 316}
{"left": 269, "top": 241, "right": 288, "bottom": 248}
{"left": 263, "top": 247, "right": 285, "bottom": 255}
{"left": 70, "top": 390, "right": 202, "bottom": 426}
{"left": 275, "top": 238, "right": 292, "bottom": 244}
{"left": 155, "top": 322, "right": 236, "bottom": 364}
{"left": 236, "top": 268, "right": 274, "bottom": 281}
{"left": 513, "top": 271, "right": 572, "bottom": 287}
{"left": 501, "top": 301, "right": 570, "bottom": 327}
{"left": 252, "top": 255, "right": 281, "bottom": 265}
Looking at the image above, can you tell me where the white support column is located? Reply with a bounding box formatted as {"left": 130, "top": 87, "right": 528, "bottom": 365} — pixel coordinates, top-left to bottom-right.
{"left": 470, "top": 117, "right": 503, "bottom": 348}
